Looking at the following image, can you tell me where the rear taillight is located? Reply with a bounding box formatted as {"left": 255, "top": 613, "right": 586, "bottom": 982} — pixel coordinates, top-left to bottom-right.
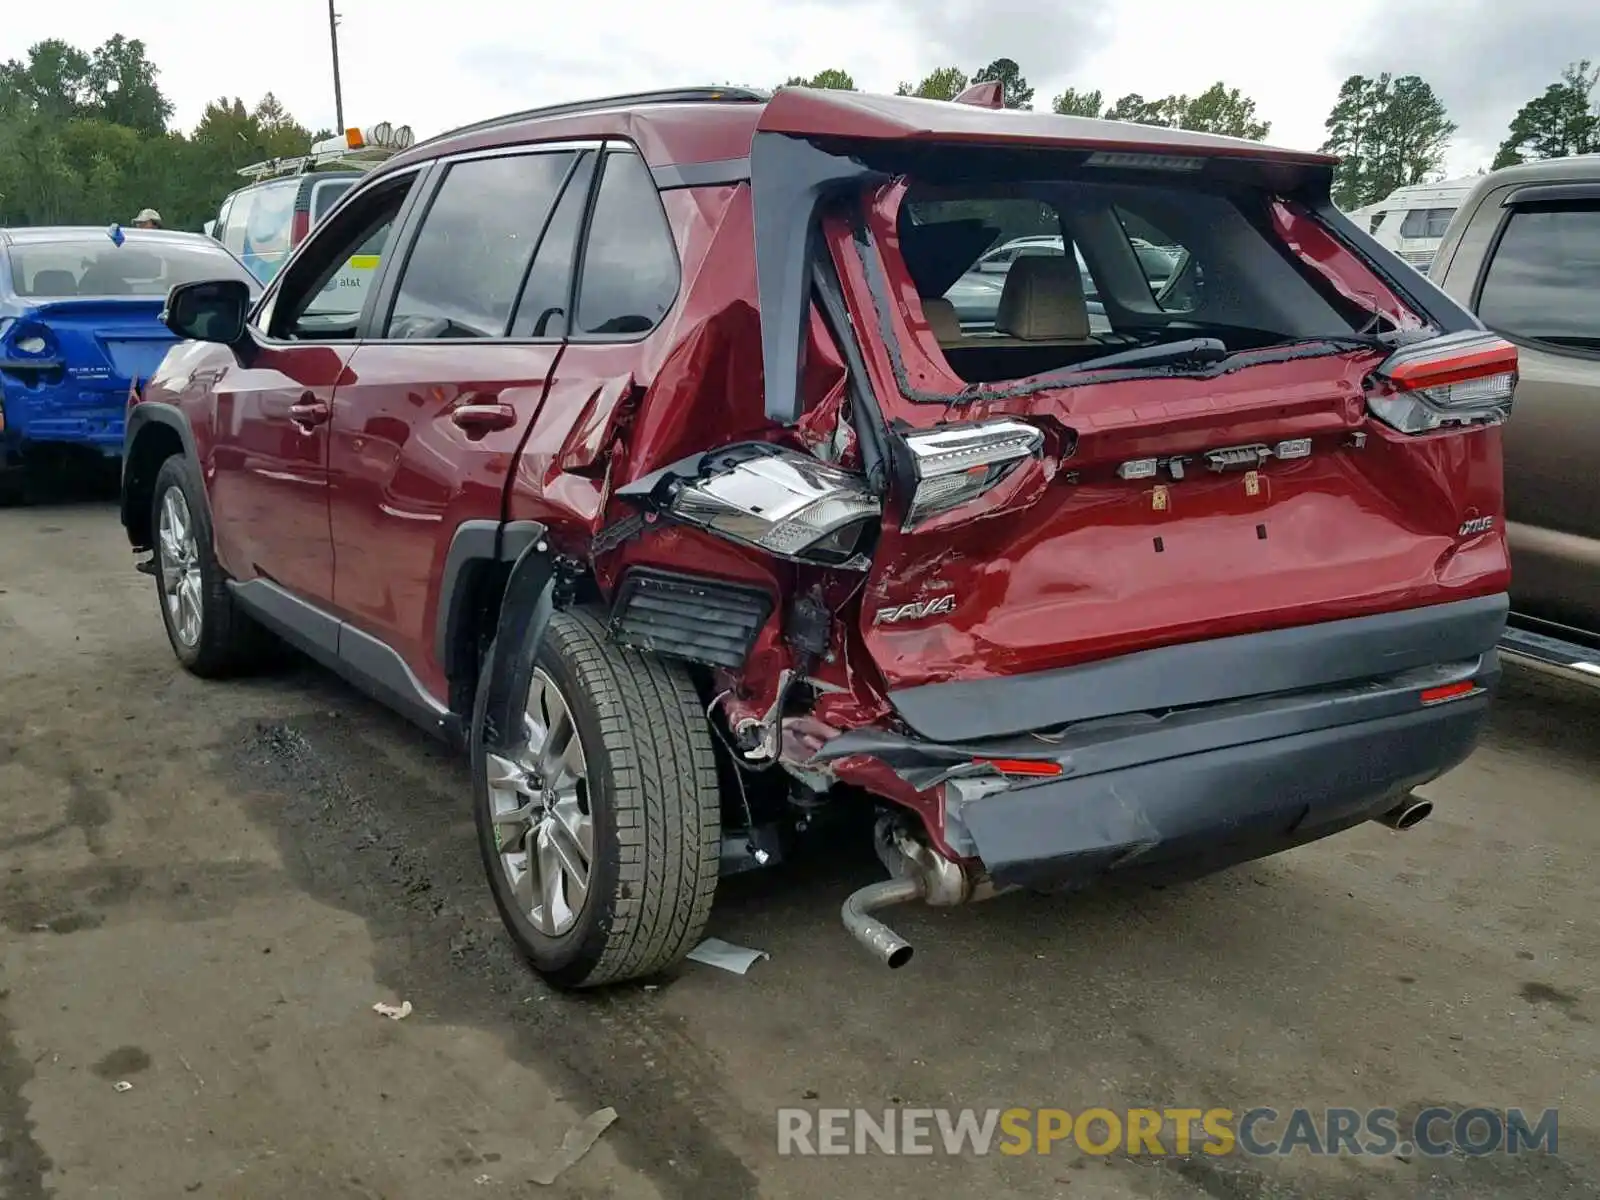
{"left": 291, "top": 209, "right": 310, "bottom": 246}
{"left": 1366, "top": 330, "right": 1517, "bottom": 435}
{"left": 898, "top": 419, "right": 1045, "bottom": 530}
{"left": 3, "top": 320, "right": 57, "bottom": 358}
{"left": 658, "top": 443, "right": 880, "bottom": 568}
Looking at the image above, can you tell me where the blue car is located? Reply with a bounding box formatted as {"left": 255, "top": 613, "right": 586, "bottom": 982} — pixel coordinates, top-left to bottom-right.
{"left": 0, "top": 226, "right": 257, "bottom": 496}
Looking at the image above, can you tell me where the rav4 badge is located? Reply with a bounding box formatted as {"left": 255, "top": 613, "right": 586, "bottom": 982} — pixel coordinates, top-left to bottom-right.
{"left": 874, "top": 595, "right": 957, "bottom": 625}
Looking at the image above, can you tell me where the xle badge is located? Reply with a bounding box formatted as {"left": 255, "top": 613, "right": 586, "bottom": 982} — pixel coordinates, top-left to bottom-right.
{"left": 874, "top": 594, "right": 957, "bottom": 625}
{"left": 1458, "top": 514, "right": 1495, "bottom": 537}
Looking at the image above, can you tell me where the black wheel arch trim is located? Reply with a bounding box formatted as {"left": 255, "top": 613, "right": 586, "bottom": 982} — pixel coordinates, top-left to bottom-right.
{"left": 122, "top": 402, "right": 200, "bottom": 538}
{"left": 436, "top": 518, "right": 549, "bottom": 686}
{"left": 478, "top": 534, "right": 562, "bottom": 754}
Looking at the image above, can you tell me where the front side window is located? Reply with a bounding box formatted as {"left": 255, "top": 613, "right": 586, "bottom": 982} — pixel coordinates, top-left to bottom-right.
{"left": 385, "top": 150, "right": 576, "bottom": 340}
{"left": 267, "top": 174, "right": 414, "bottom": 341}
{"left": 573, "top": 151, "right": 680, "bottom": 337}
{"left": 1477, "top": 203, "right": 1600, "bottom": 351}
{"left": 220, "top": 190, "right": 252, "bottom": 257}
{"left": 8, "top": 237, "right": 256, "bottom": 297}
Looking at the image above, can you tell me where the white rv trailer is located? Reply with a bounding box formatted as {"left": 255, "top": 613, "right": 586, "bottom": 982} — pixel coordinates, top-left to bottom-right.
{"left": 1346, "top": 176, "right": 1479, "bottom": 275}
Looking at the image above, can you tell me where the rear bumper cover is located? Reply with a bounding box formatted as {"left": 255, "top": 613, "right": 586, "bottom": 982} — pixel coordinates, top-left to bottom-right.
{"left": 816, "top": 595, "right": 1506, "bottom": 890}
{"left": 0, "top": 380, "right": 128, "bottom": 453}
{"left": 956, "top": 673, "right": 1492, "bottom": 889}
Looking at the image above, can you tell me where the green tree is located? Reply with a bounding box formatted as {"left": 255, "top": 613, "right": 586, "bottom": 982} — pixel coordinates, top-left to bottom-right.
{"left": 781, "top": 68, "right": 857, "bottom": 90}
{"left": 1051, "top": 87, "right": 1105, "bottom": 117}
{"left": 970, "top": 58, "right": 1034, "bottom": 109}
{"left": 85, "top": 35, "right": 171, "bottom": 135}
{"left": 896, "top": 67, "right": 969, "bottom": 102}
{"left": 1320, "top": 73, "right": 1455, "bottom": 208}
{"left": 1101, "top": 84, "right": 1270, "bottom": 139}
{"left": 0, "top": 39, "right": 94, "bottom": 123}
{"left": 1178, "top": 83, "right": 1270, "bottom": 139}
{"left": 1493, "top": 60, "right": 1599, "bottom": 168}
{"left": 1104, "top": 92, "right": 1166, "bottom": 124}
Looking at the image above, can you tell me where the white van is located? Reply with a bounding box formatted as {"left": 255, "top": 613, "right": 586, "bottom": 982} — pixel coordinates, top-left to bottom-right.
{"left": 1348, "top": 177, "right": 1478, "bottom": 275}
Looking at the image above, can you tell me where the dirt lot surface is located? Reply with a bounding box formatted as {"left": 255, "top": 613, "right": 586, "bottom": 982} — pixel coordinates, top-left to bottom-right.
{"left": 1, "top": 492, "right": 1597, "bottom": 1200}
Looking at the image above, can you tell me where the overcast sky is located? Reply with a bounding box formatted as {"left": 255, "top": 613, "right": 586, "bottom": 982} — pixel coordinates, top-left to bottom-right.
{"left": 6, "top": 0, "right": 1597, "bottom": 179}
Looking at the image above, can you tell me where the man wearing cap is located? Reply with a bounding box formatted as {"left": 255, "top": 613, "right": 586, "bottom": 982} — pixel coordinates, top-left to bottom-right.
{"left": 131, "top": 208, "right": 161, "bottom": 229}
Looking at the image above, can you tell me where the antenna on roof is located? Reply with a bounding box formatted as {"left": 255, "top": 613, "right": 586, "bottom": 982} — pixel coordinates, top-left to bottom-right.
{"left": 954, "top": 80, "right": 1004, "bottom": 109}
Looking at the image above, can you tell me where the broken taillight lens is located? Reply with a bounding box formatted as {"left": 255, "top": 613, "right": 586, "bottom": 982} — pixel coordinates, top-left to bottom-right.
{"left": 898, "top": 419, "right": 1045, "bottom": 530}
{"left": 665, "top": 443, "right": 881, "bottom": 569}
{"left": 1366, "top": 330, "right": 1518, "bottom": 435}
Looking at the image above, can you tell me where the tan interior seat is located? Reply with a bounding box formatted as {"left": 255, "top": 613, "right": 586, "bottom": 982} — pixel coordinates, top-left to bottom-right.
{"left": 993, "top": 255, "right": 1092, "bottom": 342}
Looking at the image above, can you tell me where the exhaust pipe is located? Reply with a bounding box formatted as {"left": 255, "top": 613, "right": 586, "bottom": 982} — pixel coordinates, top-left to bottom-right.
{"left": 841, "top": 877, "right": 922, "bottom": 968}
{"left": 1373, "top": 794, "right": 1434, "bottom": 831}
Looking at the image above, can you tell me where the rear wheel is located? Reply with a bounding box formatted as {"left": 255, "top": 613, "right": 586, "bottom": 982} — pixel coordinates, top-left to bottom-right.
{"left": 472, "top": 608, "right": 721, "bottom": 989}
{"left": 150, "top": 455, "right": 272, "bottom": 677}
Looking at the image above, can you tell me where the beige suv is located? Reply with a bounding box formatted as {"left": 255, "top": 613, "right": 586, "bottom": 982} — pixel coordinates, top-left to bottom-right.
{"left": 1430, "top": 155, "right": 1600, "bottom": 675}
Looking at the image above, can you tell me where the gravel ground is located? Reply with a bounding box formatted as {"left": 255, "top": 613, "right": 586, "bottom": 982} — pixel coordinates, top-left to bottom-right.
{"left": 1, "top": 490, "right": 1595, "bottom": 1199}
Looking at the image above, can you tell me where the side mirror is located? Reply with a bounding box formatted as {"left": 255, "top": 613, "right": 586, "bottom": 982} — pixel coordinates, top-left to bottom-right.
{"left": 163, "top": 278, "right": 251, "bottom": 345}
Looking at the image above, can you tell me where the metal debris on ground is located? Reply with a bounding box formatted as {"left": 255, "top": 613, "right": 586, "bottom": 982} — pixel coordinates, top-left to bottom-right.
{"left": 528, "top": 1107, "right": 618, "bottom": 1186}
{"left": 686, "top": 937, "right": 769, "bottom": 975}
{"left": 372, "top": 1000, "right": 413, "bottom": 1020}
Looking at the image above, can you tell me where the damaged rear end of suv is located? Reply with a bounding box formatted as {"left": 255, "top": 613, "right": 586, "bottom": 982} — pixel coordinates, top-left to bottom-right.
{"left": 580, "top": 89, "right": 1513, "bottom": 973}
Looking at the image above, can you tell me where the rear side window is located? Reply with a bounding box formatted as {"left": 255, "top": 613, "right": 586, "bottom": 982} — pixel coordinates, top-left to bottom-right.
{"left": 311, "top": 178, "right": 355, "bottom": 224}
{"left": 1477, "top": 203, "right": 1600, "bottom": 351}
{"left": 1369, "top": 211, "right": 1388, "bottom": 232}
{"left": 1114, "top": 207, "right": 1192, "bottom": 311}
{"left": 385, "top": 150, "right": 577, "bottom": 339}
{"left": 1399, "top": 207, "right": 1455, "bottom": 239}
{"left": 509, "top": 152, "right": 596, "bottom": 339}
{"left": 573, "top": 151, "right": 680, "bottom": 337}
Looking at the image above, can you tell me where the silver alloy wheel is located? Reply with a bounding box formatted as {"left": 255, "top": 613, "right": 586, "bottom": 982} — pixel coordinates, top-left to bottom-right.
{"left": 485, "top": 668, "right": 593, "bottom": 937}
{"left": 157, "top": 486, "right": 203, "bottom": 648}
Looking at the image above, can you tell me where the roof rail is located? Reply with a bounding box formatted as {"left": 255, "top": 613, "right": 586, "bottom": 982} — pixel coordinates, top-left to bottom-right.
{"left": 419, "top": 86, "right": 770, "bottom": 148}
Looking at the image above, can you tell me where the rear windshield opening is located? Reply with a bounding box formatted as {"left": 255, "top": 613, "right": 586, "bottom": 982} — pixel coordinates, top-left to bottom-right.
{"left": 10, "top": 238, "right": 255, "bottom": 298}
{"left": 896, "top": 177, "right": 1379, "bottom": 385}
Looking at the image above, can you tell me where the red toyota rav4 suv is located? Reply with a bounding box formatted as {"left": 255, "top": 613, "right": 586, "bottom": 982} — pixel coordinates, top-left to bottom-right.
{"left": 122, "top": 84, "right": 1515, "bottom": 988}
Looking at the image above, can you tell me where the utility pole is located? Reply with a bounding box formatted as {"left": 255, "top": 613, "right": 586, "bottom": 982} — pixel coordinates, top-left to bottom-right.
{"left": 328, "top": 0, "right": 345, "bottom": 132}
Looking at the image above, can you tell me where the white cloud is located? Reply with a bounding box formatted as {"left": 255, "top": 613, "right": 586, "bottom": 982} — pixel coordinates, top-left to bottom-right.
{"left": 5, "top": 0, "right": 1591, "bottom": 177}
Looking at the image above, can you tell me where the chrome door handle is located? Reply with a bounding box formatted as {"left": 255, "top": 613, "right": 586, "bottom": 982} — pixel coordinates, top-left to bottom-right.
{"left": 450, "top": 403, "right": 517, "bottom": 433}
{"left": 288, "top": 395, "right": 330, "bottom": 429}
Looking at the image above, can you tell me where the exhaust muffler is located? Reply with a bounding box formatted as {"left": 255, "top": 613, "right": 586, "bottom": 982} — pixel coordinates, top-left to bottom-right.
{"left": 1373, "top": 794, "right": 1434, "bottom": 831}
{"left": 841, "top": 877, "right": 922, "bottom": 968}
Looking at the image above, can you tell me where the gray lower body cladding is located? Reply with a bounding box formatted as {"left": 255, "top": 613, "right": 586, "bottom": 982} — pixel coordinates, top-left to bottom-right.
{"left": 815, "top": 594, "right": 1507, "bottom": 890}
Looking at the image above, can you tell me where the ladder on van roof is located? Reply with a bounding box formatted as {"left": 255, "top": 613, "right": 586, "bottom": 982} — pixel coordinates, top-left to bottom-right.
{"left": 237, "top": 122, "right": 415, "bottom": 181}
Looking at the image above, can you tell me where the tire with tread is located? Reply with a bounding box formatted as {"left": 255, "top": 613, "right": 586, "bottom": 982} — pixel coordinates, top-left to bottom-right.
{"left": 472, "top": 607, "right": 721, "bottom": 989}
{"left": 149, "top": 454, "right": 273, "bottom": 677}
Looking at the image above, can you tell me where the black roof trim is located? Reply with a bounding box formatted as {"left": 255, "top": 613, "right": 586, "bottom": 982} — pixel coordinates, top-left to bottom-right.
{"left": 1502, "top": 181, "right": 1600, "bottom": 207}
{"left": 418, "top": 87, "right": 770, "bottom": 150}
{"left": 652, "top": 156, "right": 751, "bottom": 190}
